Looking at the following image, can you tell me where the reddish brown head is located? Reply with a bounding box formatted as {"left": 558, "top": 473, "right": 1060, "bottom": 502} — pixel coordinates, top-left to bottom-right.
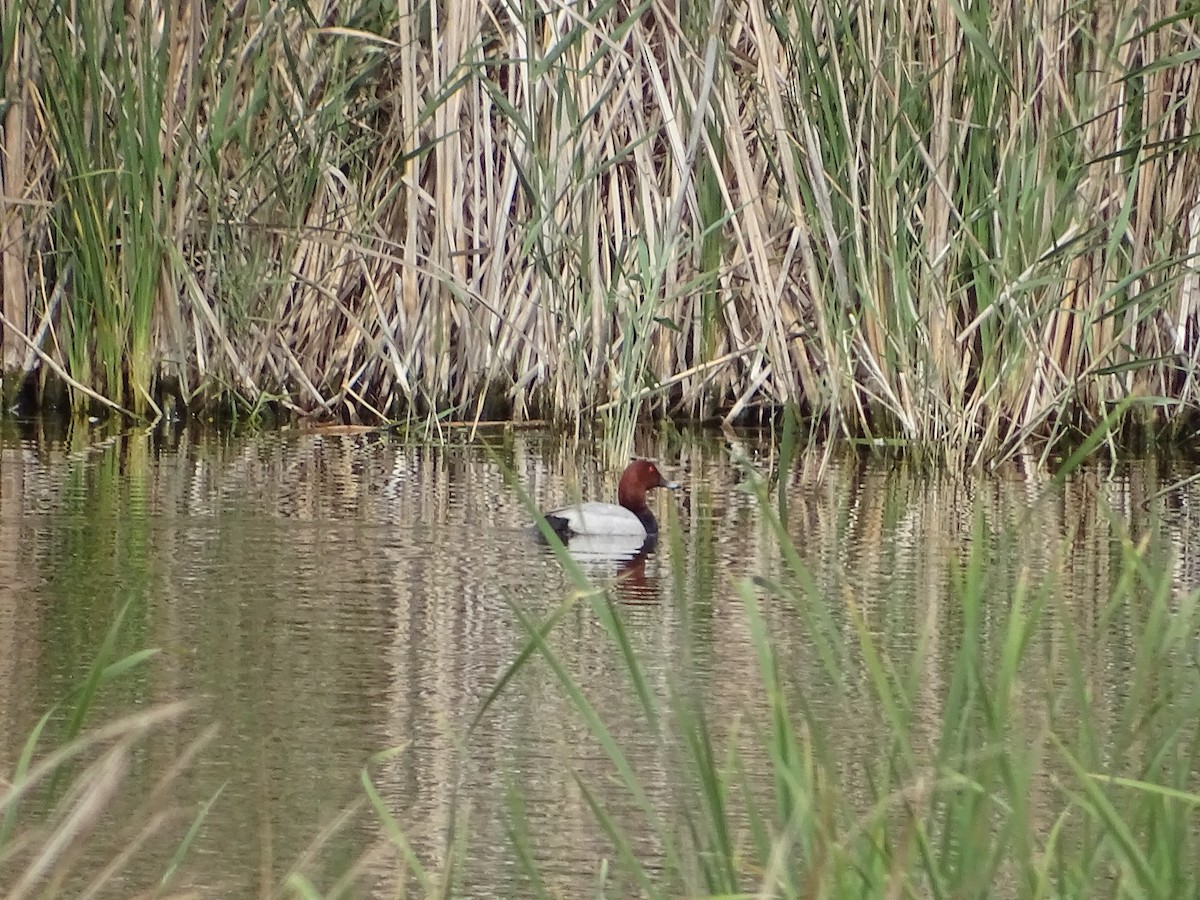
{"left": 616, "top": 459, "right": 679, "bottom": 517}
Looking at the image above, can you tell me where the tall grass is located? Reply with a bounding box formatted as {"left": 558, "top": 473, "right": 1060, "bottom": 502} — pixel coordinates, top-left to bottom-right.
{"left": 0, "top": 602, "right": 213, "bottom": 897}
{"left": 774, "top": 0, "right": 1200, "bottom": 463}
{"left": 0, "top": 0, "right": 1197, "bottom": 459}
{"left": 311, "top": 451, "right": 1200, "bottom": 898}
{"left": 31, "top": 0, "right": 173, "bottom": 416}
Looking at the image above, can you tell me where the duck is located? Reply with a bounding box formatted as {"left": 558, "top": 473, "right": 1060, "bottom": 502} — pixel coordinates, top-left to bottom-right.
{"left": 539, "top": 459, "right": 680, "bottom": 542}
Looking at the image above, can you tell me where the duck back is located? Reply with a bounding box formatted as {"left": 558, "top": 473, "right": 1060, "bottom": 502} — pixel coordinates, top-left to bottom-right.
{"left": 544, "top": 501, "right": 648, "bottom": 537}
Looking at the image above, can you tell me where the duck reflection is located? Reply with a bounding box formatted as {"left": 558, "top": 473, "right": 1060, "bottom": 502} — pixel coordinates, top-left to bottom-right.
{"left": 540, "top": 532, "right": 663, "bottom": 604}
{"left": 610, "top": 538, "right": 659, "bottom": 605}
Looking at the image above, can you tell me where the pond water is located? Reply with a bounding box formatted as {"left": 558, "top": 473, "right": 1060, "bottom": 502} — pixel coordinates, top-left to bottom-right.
{"left": 1, "top": 421, "right": 1198, "bottom": 896}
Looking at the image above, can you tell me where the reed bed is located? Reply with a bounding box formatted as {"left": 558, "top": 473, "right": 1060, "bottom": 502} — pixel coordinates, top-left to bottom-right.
{"left": 0, "top": 0, "right": 1198, "bottom": 461}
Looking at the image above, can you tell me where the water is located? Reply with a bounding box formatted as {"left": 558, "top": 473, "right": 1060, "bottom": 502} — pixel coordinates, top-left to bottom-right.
{"left": 1, "top": 421, "right": 1197, "bottom": 896}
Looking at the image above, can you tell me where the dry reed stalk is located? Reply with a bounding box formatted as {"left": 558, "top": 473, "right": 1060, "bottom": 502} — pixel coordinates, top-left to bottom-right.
{"left": 1, "top": 702, "right": 196, "bottom": 898}
{"left": 1, "top": 21, "right": 30, "bottom": 376}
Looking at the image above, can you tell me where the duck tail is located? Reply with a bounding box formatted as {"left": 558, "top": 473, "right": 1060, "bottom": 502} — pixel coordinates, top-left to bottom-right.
{"left": 539, "top": 514, "right": 573, "bottom": 543}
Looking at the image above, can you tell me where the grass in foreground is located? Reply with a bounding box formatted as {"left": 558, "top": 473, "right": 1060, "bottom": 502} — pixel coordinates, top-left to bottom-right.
{"left": 289, "top": 450, "right": 1200, "bottom": 898}
{"left": 0, "top": 602, "right": 215, "bottom": 898}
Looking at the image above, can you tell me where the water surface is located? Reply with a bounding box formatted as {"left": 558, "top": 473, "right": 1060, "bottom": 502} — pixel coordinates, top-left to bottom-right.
{"left": 0, "top": 421, "right": 1196, "bottom": 896}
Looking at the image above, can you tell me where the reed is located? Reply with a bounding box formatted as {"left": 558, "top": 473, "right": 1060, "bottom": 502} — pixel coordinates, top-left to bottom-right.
{"left": 30, "top": 0, "right": 174, "bottom": 415}
{"left": 0, "top": 602, "right": 212, "bottom": 898}
{"left": 321, "top": 450, "right": 1200, "bottom": 898}
{"left": 1, "top": 0, "right": 1197, "bottom": 461}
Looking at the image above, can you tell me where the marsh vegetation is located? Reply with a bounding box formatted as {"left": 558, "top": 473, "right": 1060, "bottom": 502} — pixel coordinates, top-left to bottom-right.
{"left": 1, "top": 1, "right": 1198, "bottom": 462}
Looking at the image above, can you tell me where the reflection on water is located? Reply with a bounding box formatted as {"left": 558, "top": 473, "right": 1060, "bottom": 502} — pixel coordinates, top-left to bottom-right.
{"left": 0, "top": 420, "right": 1198, "bottom": 895}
